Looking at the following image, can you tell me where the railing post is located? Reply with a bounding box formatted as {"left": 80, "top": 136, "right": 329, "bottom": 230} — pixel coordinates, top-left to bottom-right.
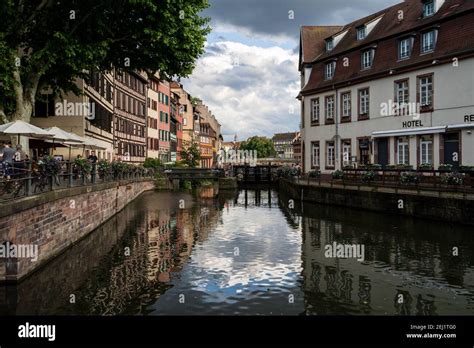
{"left": 26, "top": 161, "right": 32, "bottom": 196}
{"left": 49, "top": 174, "right": 54, "bottom": 191}
{"left": 91, "top": 163, "right": 96, "bottom": 184}
{"left": 68, "top": 161, "right": 73, "bottom": 188}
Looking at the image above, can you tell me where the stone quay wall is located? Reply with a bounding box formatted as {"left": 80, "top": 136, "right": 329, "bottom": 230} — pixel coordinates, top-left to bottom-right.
{"left": 279, "top": 178, "right": 474, "bottom": 225}
{"left": 0, "top": 179, "right": 155, "bottom": 282}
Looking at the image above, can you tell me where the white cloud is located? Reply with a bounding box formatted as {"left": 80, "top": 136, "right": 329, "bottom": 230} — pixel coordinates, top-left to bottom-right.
{"left": 183, "top": 40, "right": 300, "bottom": 141}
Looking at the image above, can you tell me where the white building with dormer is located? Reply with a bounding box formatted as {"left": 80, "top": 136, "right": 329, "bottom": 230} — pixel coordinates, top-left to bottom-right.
{"left": 298, "top": 0, "right": 474, "bottom": 173}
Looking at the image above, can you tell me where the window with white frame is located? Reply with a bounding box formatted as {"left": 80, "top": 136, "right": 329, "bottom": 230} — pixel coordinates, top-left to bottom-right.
{"left": 421, "top": 30, "right": 436, "bottom": 53}
{"left": 325, "top": 96, "right": 335, "bottom": 120}
{"left": 341, "top": 92, "right": 351, "bottom": 118}
{"left": 359, "top": 89, "right": 369, "bottom": 116}
{"left": 326, "top": 39, "right": 334, "bottom": 52}
{"left": 397, "top": 137, "right": 409, "bottom": 165}
{"left": 361, "top": 49, "right": 374, "bottom": 69}
{"left": 326, "top": 142, "right": 335, "bottom": 168}
{"left": 325, "top": 61, "right": 336, "bottom": 80}
{"left": 399, "top": 38, "right": 412, "bottom": 59}
{"left": 357, "top": 26, "right": 366, "bottom": 40}
{"left": 310, "top": 98, "right": 320, "bottom": 123}
{"left": 423, "top": 0, "right": 435, "bottom": 17}
{"left": 311, "top": 142, "right": 320, "bottom": 167}
{"left": 420, "top": 135, "right": 433, "bottom": 164}
{"left": 395, "top": 80, "right": 409, "bottom": 115}
{"left": 419, "top": 75, "right": 433, "bottom": 107}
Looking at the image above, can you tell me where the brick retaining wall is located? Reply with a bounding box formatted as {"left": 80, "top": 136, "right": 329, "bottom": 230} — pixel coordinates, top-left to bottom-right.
{"left": 0, "top": 179, "right": 155, "bottom": 282}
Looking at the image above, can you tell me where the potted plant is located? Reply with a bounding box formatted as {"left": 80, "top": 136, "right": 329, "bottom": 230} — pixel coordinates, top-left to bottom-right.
{"left": 400, "top": 171, "right": 421, "bottom": 184}
{"left": 362, "top": 170, "right": 377, "bottom": 183}
{"left": 438, "top": 164, "right": 453, "bottom": 172}
{"left": 396, "top": 164, "right": 413, "bottom": 170}
{"left": 308, "top": 170, "right": 321, "bottom": 178}
{"left": 418, "top": 163, "right": 433, "bottom": 170}
{"left": 459, "top": 165, "right": 474, "bottom": 172}
{"left": 112, "top": 161, "right": 125, "bottom": 179}
{"left": 74, "top": 158, "right": 92, "bottom": 176}
{"left": 97, "top": 160, "right": 110, "bottom": 179}
{"left": 38, "top": 155, "right": 62, "bottom": 185}
{"left": 367, "top": 164, "right": 382, "bottom": 170}
{"left": 332, "top": 170, "right": 344, "bottom": 180}
{"left": 441, "top": 172, "right": 464, "bottom": 186}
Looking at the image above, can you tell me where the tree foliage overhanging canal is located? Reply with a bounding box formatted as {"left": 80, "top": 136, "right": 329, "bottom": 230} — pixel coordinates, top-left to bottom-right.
{"left": 0, "top": 0, "right": 211, "bottom": 123}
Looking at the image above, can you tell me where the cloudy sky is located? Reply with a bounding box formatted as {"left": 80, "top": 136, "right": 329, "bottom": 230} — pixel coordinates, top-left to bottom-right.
{"left": 183, "top": 0, "right": 400, "bottom": 141}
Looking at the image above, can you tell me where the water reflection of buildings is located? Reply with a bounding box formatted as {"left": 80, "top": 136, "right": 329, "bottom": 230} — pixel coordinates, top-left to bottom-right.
{"left": 77, "top": 195, "right": 222, "bottom": 315}
{"left": 297, "top": 200, "right": 474, "bottom": 315}
{"left": 1, "top": 190, "right": 223, "bottom": 315}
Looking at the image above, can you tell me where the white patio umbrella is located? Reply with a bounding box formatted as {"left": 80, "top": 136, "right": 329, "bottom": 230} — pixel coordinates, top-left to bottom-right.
{"left": 0, "top": 120, "right": 54, "bottom": 143}
{"left": 44, "top": 127, "right": 86, "bottom": 160}
{"left": 81, "top": 138, "right": 106, "bottom": 150}
{"left": 62, "top": 136, "right": 106, "bottom": 160}
{"left": 45, "top": 127, "right": 85, "bottom": 143}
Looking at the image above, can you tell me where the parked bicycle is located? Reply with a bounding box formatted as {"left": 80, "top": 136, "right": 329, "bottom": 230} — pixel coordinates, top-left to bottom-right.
{"left": 0, "top": 162, "right": 26, "bottom": 198}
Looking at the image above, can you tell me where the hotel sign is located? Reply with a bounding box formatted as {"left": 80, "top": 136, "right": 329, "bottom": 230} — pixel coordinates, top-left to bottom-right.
{"left": 402, "top": 120, "right": 424, "bottom": 128}
{"left": 464, "top": 114, "right": 474, "bottom": 123}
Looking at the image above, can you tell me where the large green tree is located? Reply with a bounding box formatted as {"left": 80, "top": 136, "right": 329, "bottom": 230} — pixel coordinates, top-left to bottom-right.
{"left": 240, "top": 136, "right": 276, "bottom": 158}
{"left": 0, "top": 0, "right": 210, "bottom": 123}
{"left": 180, "top": 141, "right": 201, "bottom": 167}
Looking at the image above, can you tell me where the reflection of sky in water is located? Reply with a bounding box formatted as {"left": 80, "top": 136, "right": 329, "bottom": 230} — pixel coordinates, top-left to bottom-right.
{"left": 10, "top": 190, "right": 474, "bottom": 316}
{"left": 152, "top": 206, "right": 305, "bottom": 315}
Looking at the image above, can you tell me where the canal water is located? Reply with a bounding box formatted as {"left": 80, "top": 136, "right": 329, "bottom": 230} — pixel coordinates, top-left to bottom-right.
{"left": 2, "top": 187, "right": 474, "bottom": 315}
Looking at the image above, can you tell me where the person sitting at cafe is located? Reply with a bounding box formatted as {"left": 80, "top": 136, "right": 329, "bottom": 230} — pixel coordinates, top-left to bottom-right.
{"left": 88, "top": 151, "right": 98, "bottom": 164}
{"left": 0, "top": 142, "right": 16, "bottom": 178}
{"left": 13, "top": 144, "right": 28, "bottom": 177}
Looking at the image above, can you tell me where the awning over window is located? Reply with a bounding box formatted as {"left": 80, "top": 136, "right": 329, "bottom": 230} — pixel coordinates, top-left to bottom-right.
{"left": 447, "top": 123, "right": 474, "bottom": 130}
{"left": 372, "top": 126, "right": 446, "bottom": 138}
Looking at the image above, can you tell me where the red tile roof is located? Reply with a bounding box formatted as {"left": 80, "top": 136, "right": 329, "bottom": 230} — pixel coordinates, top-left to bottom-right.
{"left": 301, "top": 0, "right": 474, "bottom": 95}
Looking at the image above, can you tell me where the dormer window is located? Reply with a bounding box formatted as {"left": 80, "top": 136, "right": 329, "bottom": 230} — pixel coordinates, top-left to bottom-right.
{"left": 326, "top": 39, "right": 334, "bottom": 52}
{"left": 357, "top": 26, "right": 366, "bottom": 40}
{"left": 421, "top": 30, "right": 437, "bottom": 53}
{"left": 423, "top": 0, "right": 435, "bottom": 17}
{"left": 399, "top": 37, "right": 413, "bottom": 59}
{"left": 361, "top": 49, "right": 374, "bottom": 70}
{"left": 325, "top": 61, "right": 336, "bottom": 80}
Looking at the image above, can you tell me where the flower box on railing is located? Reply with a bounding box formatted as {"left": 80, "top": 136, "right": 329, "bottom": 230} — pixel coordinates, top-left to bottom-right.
{"left": 459, "top": 166, "right": 474, "bottom": 172}
{"left": 418, "top": 164, "right": 434, "bottom": 171}
{"left": 441, "top": 172, "right": 464, "bottom": 186}
{"left": 378, "top": 164, "right": 413, "bottom": 172}
{"left": 400, "top": 171, "right": 421, "bottom": 184}
{"left": 332, "top": 170, "right": 344, "bottom": 180}
{"left": 438, "top": 164, "right": 453, "bottom": 172}
{"left": 308, "top": 170, "right": 321, "bottom": 178}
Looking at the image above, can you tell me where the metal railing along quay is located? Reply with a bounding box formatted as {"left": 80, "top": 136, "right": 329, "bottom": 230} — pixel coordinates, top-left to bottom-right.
{"left": 285, "top": 168, "right": 474, "bottom": 194}
{"left": 0, "top": 160, "right": 156, "bottom": 202}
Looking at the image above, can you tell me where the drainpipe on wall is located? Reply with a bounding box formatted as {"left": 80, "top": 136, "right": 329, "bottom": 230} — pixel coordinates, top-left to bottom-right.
{"left": 334, "top": 84, "right": 340, "bottom": 170}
